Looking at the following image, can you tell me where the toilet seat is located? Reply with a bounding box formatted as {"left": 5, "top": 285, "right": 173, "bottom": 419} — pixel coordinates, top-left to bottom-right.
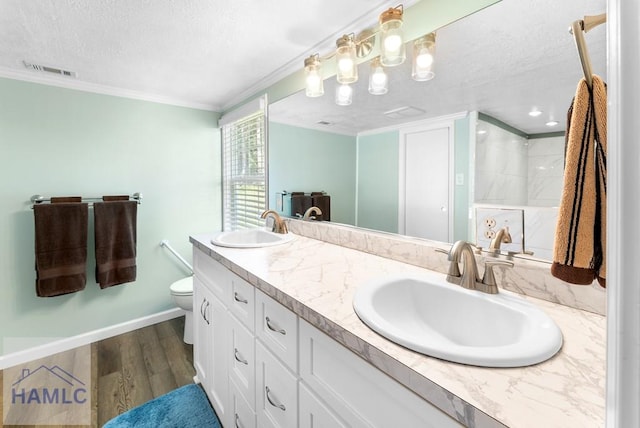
{"left": 170, "top": 276, "right": 193, "bottom": 296}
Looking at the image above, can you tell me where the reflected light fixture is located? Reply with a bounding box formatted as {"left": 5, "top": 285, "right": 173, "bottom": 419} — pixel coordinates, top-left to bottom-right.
{"left": 529, "top": 109, "right": 543, "bottom": 117}
{"left": 412, "top": 32, "right": 436, "bottom": 81}
{"left": 368, "top": 57, "right": 388, "bottom": 95}
{"left": 336, "top": 34, "right": 358, "bottom": 84}
{"left": 379, "top": 5, "right": 406, "bottom": 66}
{"left": 335, "top": 84, "right": 353, "bottom": 106}
{"left": 546, "top": 120, "right": 559, "bottom": 127}
{"left": 304, "top": 54, "right": 324, "bottom": 97}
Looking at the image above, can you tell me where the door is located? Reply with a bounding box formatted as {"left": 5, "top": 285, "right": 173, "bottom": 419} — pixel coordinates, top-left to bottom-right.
{"left": 400, "top": 123, "right": 453, "bottom": 242}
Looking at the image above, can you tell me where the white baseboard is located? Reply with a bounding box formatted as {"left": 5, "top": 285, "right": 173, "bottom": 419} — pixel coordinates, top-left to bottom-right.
{"left": 0, "top": 307, "right": 184, "bottom": 370}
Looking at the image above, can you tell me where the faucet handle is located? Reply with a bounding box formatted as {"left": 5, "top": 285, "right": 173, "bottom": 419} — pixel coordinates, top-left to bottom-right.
{"left": 434, "top": 248, "right": 461, "bottom": 279}
{"left": 481, "top": 260, "right": 514, "bottom": 289}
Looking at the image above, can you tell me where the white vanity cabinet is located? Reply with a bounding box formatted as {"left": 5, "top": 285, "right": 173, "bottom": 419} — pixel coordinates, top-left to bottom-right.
{"left": 192, "top": 247, "right": 461, "bottom": 428}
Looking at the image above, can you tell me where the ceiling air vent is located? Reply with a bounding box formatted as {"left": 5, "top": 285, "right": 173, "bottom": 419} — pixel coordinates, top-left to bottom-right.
{"left": 23, "top": 61, "right": 78, "bottom": 78}
{"left": 317, "top": 120, "right": 332, "bottom": 126}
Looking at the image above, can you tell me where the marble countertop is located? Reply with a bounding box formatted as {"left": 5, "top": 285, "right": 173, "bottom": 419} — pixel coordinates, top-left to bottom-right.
{"left": 190, "top": 232, "right": 606, "bottom": 428}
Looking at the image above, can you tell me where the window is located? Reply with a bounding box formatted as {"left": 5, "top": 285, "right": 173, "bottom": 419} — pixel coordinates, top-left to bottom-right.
{"left": 220, "top": 97, "right": 268, "bottom": 231}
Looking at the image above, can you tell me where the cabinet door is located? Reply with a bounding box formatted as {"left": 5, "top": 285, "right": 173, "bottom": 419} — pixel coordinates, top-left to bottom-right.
{"left": 193, "top": 277, "right": 211, "bottom": 388}
{"left": 299, "top": 383, "right": 348, "bottom": 428}
{"left": 299, "top": 320, "right": 463, "bottom": 428}
{"left": 207, "top": 293, "right": 230, "bottom": 427}
{"left": 256, "top": 341, "right": 298, "bottom": 428}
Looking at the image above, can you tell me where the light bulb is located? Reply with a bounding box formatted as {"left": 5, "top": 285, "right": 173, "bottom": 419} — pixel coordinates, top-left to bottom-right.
{"left": 338, "top": 57, "right": 354, "bottom": 73}
{"left": 372, "top": 72, "right": 386, "bottom": 85}
{"left": 412, "top": 33, "right": 436, "bottom": 81}
{"left": 384, "top": 34, "right": 403, "bottom": 52}
{"left": 335, "top": 84, "right": 353, "bottom": 106}
{"left": 379, "top": 6, "right": 405, "bottom": 66}
{"left": 304, "top": 54, "right": 324, "bottom": 97}
{"left": 368, "top": 57, "right": 388, "bottom": 95}
{"left": 416, "top": 51, "right": 434, "bottom": 68}
{"left": 336, "top": 34, "right": 358, "bottom": 84}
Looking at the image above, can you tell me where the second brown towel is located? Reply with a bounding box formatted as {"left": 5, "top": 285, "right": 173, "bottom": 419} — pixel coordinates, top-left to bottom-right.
{"left": 94, "top": 198, "right": 137, "bottom": 288}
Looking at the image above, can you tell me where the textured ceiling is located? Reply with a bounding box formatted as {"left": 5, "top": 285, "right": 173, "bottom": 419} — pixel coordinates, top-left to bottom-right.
{"left": 0, "top": 0, "right": 403, "bottom": 111}
{"left": 270, "top": 0, "right": 607, "bottom": 135}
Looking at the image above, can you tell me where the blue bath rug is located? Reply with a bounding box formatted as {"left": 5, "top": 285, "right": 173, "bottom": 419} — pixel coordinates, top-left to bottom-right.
{"left": 103, "top": 384, "right": 221, "bottom": 428}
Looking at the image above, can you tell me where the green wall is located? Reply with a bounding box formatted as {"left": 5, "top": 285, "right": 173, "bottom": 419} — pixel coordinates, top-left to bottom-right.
{"left": 356, "top": 131, "right": 399, "bottom": 233}
{"left": 355, "top": 116, "right": 472, "bottom": 239}
{"left": 0, "top": 78, "right": 221, "bottom": 356}
{"left": 268, "top": 122, "right": 356, "bottom": 225}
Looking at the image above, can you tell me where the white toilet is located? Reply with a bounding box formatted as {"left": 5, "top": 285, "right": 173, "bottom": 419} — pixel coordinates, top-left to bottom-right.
{"left": 169, "top": 276, "right": 194, "bottom": 344}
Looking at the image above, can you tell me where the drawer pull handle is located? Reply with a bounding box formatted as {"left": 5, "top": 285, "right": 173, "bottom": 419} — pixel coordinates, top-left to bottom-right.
{"left": 265, "top": 386, "right": 286, "bottom": 411}
{"left": 235, "top": 413, "right": 243, "bottom": 428}
{"left": 234, "top": 292, "right": 248, "bottom": 304}
{"left": 200, "top": 299, "right": 207, "bottom": 318}
{"left": 204, "top": 301, "right": 210, "bottom": 325}
{"left": 265, "top": 316, "right": 286, "bottom": 335}
{"left": 234, "top": 348, "right": 248, "bottom": 365}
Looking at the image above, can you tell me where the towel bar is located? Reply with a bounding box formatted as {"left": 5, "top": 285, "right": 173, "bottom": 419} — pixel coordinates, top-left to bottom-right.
{"left": 30, "top": 192, "right": 142, "bottom": 207}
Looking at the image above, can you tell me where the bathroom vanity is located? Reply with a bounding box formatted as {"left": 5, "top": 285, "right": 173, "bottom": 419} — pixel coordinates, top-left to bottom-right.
{"left": 190, "top": 227, "right": 605, "bottom": 428}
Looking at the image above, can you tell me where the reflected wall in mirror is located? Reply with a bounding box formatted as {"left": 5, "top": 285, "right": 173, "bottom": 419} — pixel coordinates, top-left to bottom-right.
{"left": 268, "top": 0, "right": 606, "bottom": 262}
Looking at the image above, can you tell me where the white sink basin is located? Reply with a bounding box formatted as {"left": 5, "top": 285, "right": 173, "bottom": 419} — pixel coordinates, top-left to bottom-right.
{"left": 211, "top": 229, "right": 295, "bottom": 248}
{"left": 353, "top": 271, "right": 563, "bottom": 367}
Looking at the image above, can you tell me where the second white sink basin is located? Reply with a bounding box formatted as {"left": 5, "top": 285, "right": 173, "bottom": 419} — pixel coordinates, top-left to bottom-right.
{"left": 353, "top": 271, "right": 563, "bottom": 367}
{"left": 211, "top": 229, "right": 295, "bottom": 248}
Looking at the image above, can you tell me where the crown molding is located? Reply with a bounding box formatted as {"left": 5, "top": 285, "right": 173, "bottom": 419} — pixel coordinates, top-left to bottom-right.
{"left": 0, "top": 67, "right": 220, "bottom": 112}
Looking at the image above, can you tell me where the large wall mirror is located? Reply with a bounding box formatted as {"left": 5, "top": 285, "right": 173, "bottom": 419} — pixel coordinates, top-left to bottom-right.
{"left": 268, "top": 0, "right": 606, "bottom": 262}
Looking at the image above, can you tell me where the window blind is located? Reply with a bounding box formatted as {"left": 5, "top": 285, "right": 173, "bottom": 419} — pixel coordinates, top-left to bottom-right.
{"left": 221, "top": 105, "right": 267, "bottom": 231}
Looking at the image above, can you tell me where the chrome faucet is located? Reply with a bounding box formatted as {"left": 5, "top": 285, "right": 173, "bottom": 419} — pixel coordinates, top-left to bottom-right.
{"left": 438, "top": 240, "right": 513, "bottom": 294}
{"left": 447, "top": 241, "right": 482, "bottom": 290}
{"left": 302, "top": 206, "right": 322, "bottom": 221}
{"left": 260, "top": 210, "right": 288, "bottom": 234}
{"left": 489, "top": 227, "right": 512, "bottom": 253}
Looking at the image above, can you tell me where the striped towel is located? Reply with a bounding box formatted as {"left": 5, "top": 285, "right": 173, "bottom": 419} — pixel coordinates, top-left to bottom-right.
{"left": 551, "top": 75, "right": 607, "bottom": 288}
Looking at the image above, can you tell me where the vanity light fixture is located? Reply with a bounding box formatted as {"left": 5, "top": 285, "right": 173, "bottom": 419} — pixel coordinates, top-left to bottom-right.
{"left": 304, "top": 54, "right": 324, "bottom": 97}
{"left": 546, "top": 120, "right": 559, "bottom": 127}
{"left": 335, "top": 83, "right": 353, "bottom": 106}
{"left": 336, "top": 34, "right": 358, "bottom": 84}
{"left": 368, "top": 57, "right": 388, "bottom": 95}
{"left": 412, "top": 32, "right": 436, "bottom": 81}
{"left": 379, "top": 5, "right": 406, "bottom": 67}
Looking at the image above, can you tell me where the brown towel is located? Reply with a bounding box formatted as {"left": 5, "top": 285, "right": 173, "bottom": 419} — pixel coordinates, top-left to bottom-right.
{"left": 551, "top": 75, "right": 607, "bottom": 287}
{"left": 34, "top": 202, "right": 88, "bottom": 297}
{"left": 94, "top": 199, "right": 137, "bottom": 288}
{"left": 311, "top": 195, "right": 331, "bottom": 221}
{"left": 290, "top": 194, "right": 312, "bottom": 218}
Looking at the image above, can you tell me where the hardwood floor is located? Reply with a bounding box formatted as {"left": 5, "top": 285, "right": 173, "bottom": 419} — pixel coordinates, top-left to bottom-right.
{"left": 0, "top": 316, "right": 195, "bottom": 428}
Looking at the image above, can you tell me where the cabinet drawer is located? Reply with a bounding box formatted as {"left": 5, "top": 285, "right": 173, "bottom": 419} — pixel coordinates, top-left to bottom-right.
{"left": 229, "top": 275, "right": 256, "bottom": 332}
{"left": 256, "top": 341, "right": 298, "bottom": 428}
{"left": 229, "top": 314, "right": 256, "bottom": 410}
{"left": 256, "top": 291, "right": 298, "bottom": 372}
{"left": 193, "top": 248, "right": 230, "bottom": 304}
{"left": 230, "top": 378, "right": 256, "bottom": 428}
{"left": 299, "top": 382, "right": 348, "bottom": 428}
